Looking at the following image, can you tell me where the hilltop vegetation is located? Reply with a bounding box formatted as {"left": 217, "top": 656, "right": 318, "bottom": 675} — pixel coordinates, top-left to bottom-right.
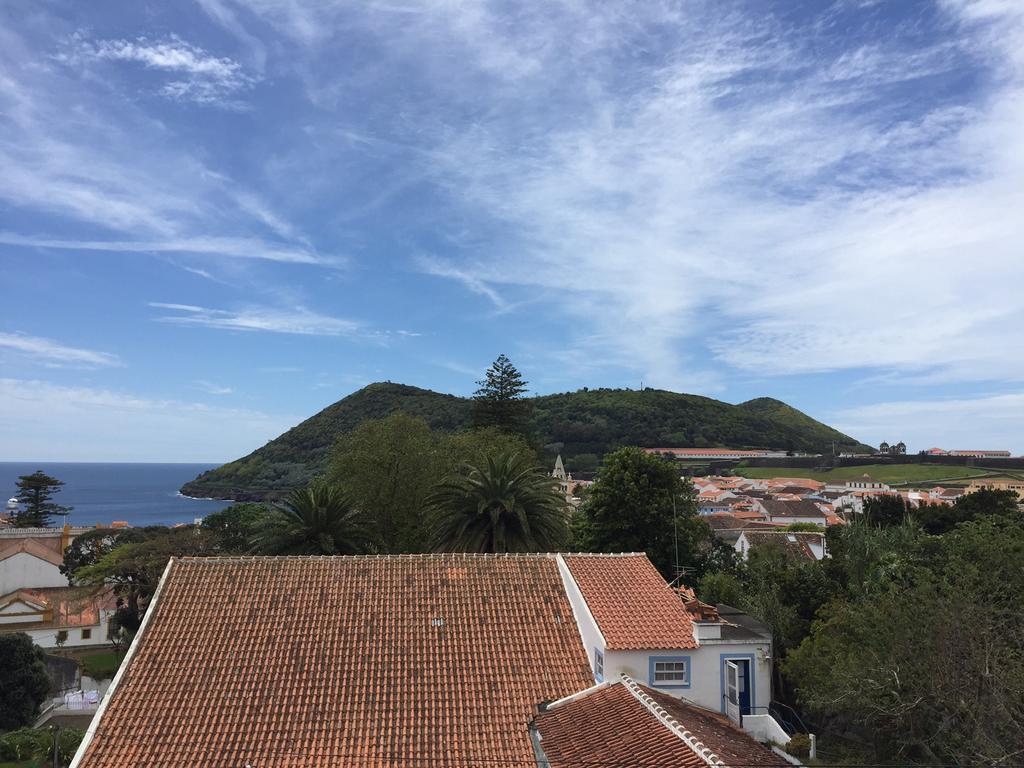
{"left": 182, "top": 382, "right": 870, "bottom": 499}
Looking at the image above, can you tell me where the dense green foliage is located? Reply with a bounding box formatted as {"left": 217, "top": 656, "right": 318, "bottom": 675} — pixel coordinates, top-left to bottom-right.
{"left": 573, "top": 447, "right": 729, "bottom": 580}
{"left": 697, "top": 493, "right": 1024, "bottom": 763}
{"left": 427, "top": 451, "right": 569, "bottom": 553}
{"left": 70, "top": 527, "right": 219, "bottom": 631}
{"left": 0, "top": 634, "right": 50, "bottom": 732}
{"left": 253, "top": 482, "right": 374, "bottom": 555}
{"left": 182, "top": 382, "right": 867, "bottom": 499}
{"left": 786, "top": 519, "right": 1024, "bottom": 763}
{"left": 200, "top": 503, "right": 270, "bottom": 552}
{"left": 326, "top": 415, "right": 534, "bottom": 553}
{"left": 0, "top": 727, "right": 83, "bottom": 764}
{"left": 472, "top": 354, "right": 532, "bottom": 435}
{"left": 10, "top": 471, "right": 72, "bottom": 528}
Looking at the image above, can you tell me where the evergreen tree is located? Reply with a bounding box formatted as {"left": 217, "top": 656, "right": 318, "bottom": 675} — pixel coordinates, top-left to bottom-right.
{"left": 12, "top": 470, "right": 72, "bottom": 527}
{"left": 0, "top": 633, "right": 51, "bottom": 731}
{"left": 471, "top": 354, "right": 531, "bottom": 434}
{"left": 574, "top": 447, "right": 720, "bottom": 580}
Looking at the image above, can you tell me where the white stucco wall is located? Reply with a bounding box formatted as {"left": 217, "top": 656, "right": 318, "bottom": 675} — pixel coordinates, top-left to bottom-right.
{"left": 0, "top": 552, "right": 67, "bottom": 593}
{"left": 555, "top": 554, "right": 606, "bottom": 682}
{"left": 2, "top": 611, "right": 112, "bottom": 649}
{"left": 604, "top": 642, "right": 772, "bottom": 715}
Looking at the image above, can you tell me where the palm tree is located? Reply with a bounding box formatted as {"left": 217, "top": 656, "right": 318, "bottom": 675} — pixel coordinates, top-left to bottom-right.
{"left": 427, "top": 451, "right": 570, "bottom": 553}
{"left": 253, "top": 481, "right": 374, "bottom": 555}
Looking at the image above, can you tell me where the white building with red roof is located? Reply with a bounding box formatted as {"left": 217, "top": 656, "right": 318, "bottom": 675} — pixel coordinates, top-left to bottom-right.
{"left": 70, "top": 553, "right": 782, "bottom": 768}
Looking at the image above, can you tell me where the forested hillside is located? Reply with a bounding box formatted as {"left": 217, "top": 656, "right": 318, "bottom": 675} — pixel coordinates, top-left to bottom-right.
{"left": 181, "top": 382, "right": 869, "bottom": 499}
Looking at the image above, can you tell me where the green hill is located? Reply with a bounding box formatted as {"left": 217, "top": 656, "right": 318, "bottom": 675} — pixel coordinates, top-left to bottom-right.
{"left": 181, "top": 383, "right": 870, "bottom": 500}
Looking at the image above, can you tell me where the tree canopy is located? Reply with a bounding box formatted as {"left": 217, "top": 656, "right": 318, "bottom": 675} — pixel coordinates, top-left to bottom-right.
{"left": 573, "top": 447, "right": 725, "bottom": 580}
{"left": 471, "top": 354, "right": 531, "bottom": 435}
{"left": 11, "top": 470, "right": 72, "bottom": 527}
{"left": 0, "top": 633, "right": 51, "bottom": 731}
{"left": 427, "top": 450, "right": 569, "bottom": 553}
{"left": 253, "top": 481, "right": 374, "bottom": 555}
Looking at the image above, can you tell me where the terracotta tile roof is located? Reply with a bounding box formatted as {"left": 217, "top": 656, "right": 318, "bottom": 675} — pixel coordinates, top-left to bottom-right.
{"left": 76, "top": 554, "right": 594, "bottom": 768}
{"left": 761, "top": 499, "right": 827, "bottom": 519}
{"left": 0, "top": 536, "right": 65, "bottom": 566}
{"left": 562, "top": 554, "right": 696, "bottom": 650}
{"left": 533, "top": 676, "right": 788, "bottom": 768}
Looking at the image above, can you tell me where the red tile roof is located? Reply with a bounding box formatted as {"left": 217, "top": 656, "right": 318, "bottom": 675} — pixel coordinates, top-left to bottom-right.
{"left": 0, "top": 536, "right": 65, "bottom": 566}
{"left": 75, "top": 554, "right": 594, "bottom": 768}
{"left": 533, "top": 676, "right": 788, "bottom": 767}
{"left": 563, "top": 554, "right": 697, "bottom": 650}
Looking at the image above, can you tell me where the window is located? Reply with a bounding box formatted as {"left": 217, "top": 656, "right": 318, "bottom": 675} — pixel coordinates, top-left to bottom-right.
{"left": 649, "top": 656, "right": 690, "bottom": 688}
{"left": 594, "top": 648, "right": 604, "bottom": 683}
{"left": 81, "top": 628, "right": 92, "bottom": 640}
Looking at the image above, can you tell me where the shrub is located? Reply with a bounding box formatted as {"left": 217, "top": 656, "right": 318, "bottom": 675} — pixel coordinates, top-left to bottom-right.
{"left": 786, "top": 733, "right": 811, "bottom": 758}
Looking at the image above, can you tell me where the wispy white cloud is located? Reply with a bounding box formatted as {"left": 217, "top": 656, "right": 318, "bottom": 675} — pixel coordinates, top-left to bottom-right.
{"left": 415, "top": 254, "right": 506, "bottom": 309}
{"left": 0, "top": 24, "right": 319, "bottom": 272}
{"left": 390, "top": 0, "right": 1024, "bottom": 389}
{"left": 0, "top": 332, "right": 121, "bottom": 368}
{"left": 149, "top": 302, "right": 364, "bottom": 336}
{"left": 0, "top": 378, "right": 293, "bottom": 462}
{"left": 832, "top": 392, "right": 1024, "bottom": 454}
{"left": 193, "top": 380, "right": 234, "bottom": 395}
{"left": 0, "top": 233, "right": 337, "bottom": 265}
{"left": 57, "top": 34, "right": 257, "bottom": 107}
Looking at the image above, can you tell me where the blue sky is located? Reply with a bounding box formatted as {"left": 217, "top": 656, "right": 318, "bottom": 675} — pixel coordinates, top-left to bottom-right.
{"left": 2, "top": 0, "right": 1023, "bottom": 462}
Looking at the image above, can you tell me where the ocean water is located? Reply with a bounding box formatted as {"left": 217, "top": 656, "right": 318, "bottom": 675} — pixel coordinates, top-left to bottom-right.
{"left": 0, "top": 463, "right": 230, "bottom": 528}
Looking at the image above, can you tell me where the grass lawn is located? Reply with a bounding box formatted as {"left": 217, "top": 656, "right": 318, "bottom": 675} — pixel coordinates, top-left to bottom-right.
{"left": 733, "top": 463, "right": 992, "bottom": 485}
{"left": 80, "top": 650, "right": 125, "bottom": 680}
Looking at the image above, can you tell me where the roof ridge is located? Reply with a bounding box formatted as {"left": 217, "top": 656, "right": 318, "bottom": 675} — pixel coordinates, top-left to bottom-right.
{"left": 562, "top": 552, "right": 648, "bottom": 558}
{"left": 619, "top": 674, "right": 727, "bottom": 767}
{"left": 173, "top": 552, "right": 568, "bottom": 562}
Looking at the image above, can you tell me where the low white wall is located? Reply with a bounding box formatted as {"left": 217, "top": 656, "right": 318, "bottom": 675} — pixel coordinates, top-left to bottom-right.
{"left": 743, "top": 713, "right": 790, "bottom": 745}
{"left": 555, "top": 555, "right": 606, "bottom": 682}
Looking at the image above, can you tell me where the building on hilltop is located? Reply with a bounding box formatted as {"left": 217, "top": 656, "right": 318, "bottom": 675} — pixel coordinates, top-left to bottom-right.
{"left": 878, "top": 441, "right": 907, "bottom": 455}
{"left": 69, "top": 553, "right": 787, "bottom": 768}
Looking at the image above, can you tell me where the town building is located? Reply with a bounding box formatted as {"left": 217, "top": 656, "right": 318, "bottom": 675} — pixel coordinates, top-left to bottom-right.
{"left": 735, "top": 530, "right": 826, "bottom": 561}
{"left": 759, "top": 500, "right": 829, "bottom": 527}
{"left": 69, "top": 553, "right": 787, "bottom": 768}
{"left": 0, "top": 526, "right": 115, "bottom": 649}
{"left": 878, "top": 441, "right": 907, "bottom": 455}
{"left": 644, "top": 448, "right": 789, "bottom": 460}
{"left": 966, "top": 478, "right": 1024, "bottom": 501}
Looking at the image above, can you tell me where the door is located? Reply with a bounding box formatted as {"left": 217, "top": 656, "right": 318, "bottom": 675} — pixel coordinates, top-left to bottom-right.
{"left": 725, "top": 661, "right": 741, "bottom": 725}
{"left": 735, "top": 660, "right": 751, "bottom": 715}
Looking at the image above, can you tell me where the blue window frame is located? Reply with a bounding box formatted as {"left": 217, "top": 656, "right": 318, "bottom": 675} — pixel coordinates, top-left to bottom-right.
{"left": 594, "top": 648, "right": 604, "bottom": 682}
{"left": 649, "top": 655, "right": 691, "bottom": 689}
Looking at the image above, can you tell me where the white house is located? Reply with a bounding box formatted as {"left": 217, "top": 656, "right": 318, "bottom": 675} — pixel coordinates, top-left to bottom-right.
{"left": 68, "top": 553, "right": 787, "bottom": 768}
{"left": 760, "top": 500, "right": 829, "bottom": 527}
{"left": 735, "top": 530, "right": 826, "bottom": 561}
{"left": 0, "top": 526, "right": 115, "bottom": 650}
{"left": 0, "top": 586, "right": 116, "bottom": 649}
{"left": 557, "top": 553, "right": 773, "bottom": 719}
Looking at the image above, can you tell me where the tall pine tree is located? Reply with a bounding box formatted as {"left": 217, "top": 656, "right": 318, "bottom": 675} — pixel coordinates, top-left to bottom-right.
{"left": 12, "top": 470, "right": 72, "bottom": 527}
{"left": 471, "top": 354, "right": 531, "bottom": 435}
